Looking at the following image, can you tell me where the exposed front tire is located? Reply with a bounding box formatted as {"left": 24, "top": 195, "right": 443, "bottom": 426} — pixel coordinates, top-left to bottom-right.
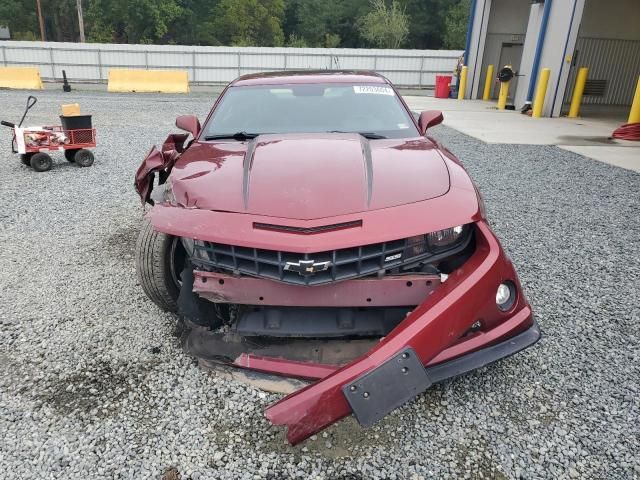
{"left": 30, "top": 152, "right": 53, "bottom": 172}
{"left": 135, "top": 219, "right": 184, "bottom": 313}
{"left": 135, "top": 220, "right": 223, "bottom": 328}
{"left": 74, "top": 149, "right": 94, "bottom": 167}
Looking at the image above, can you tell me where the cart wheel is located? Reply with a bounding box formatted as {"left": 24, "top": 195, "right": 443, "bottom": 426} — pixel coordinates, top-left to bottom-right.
{"left": 20, "top": 153, "right": 33, "bottom": 166}
{"left": 64, "top": 149, "right": 78, "bottom": 162}
{"left": 30, "top": 152, "right": 53, "bottom": 172}
{"left": 74, "top": 149, "right": 94, "bottom": 167}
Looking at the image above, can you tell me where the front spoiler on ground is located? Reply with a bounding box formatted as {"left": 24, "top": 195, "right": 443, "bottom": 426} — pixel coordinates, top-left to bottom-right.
{"left": 343, "top": 321, "right": 540, "bottom": 426}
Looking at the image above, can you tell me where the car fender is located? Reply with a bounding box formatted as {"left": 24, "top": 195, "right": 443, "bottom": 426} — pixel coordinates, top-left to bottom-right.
{"left": 134, "top": 133, "right": 189, "bottom": 205}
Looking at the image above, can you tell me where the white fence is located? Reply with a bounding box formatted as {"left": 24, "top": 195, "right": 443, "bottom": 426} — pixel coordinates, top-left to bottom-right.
{"left": 0, "top": 40, "right": 462, "bottom": 88}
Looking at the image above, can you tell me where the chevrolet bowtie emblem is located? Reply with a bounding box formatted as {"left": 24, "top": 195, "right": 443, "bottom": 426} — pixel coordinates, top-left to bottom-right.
{"left": 284, "top": 259, "right": 331, "bottom": 276}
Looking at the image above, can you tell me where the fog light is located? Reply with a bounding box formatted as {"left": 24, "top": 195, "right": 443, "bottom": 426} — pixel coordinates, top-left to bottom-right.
{"left": 496, "top": 282, "right": 516, "bottom": 311}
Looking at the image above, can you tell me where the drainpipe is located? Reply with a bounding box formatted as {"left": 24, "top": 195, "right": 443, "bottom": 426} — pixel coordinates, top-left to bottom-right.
{"left": 456, "top": 0, "right": 477, "bottom": 94}
{"left": 524, "top": 0, "right": 553, "bottom": 106}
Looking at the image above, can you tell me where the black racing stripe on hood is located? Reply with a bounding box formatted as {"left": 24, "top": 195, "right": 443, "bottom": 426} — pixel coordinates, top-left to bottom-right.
{"left": 242, "top": 136, "right": 259, "bottom": 210}
{"left": 359, "top": 135, "right": 374, "bottom": 207}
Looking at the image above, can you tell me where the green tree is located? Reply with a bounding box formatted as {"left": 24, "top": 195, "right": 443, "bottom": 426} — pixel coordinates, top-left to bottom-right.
{"left": 443, "top": 0, "right": 470, "bottom": 49}
{"left": 166, "top": 0, "right": 221, "bottom": 45}
{"left": 286, "top": 33, "right": 308, "bottom": 48}
{"left": 283, "top": 0, "right": 370, "bottom": 48}
{"left": 0, "top": 0, "right": 38, "bottom": 40}
{"left": 324, "top": 33, "right": 340, "bottom": 48}
{"left": 358, "top": 0, "right": 408, "bottom": 49}
{"left": 44, "top": 0, "right": 82, "bottom": 42}
{"left": 1, "top": 0, "right": 464, "bottom": 49}
{"left": 211, "top": 0, "right": 285, "bottom": 47}
{"left": 396, "top": 0, "right": 457, "bottom": 49}
{"left": 86, "top": 0, "right": 184, "bottom": 44}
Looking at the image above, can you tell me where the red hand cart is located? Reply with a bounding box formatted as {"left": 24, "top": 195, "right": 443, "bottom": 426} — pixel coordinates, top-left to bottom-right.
{"left": 1, "top": 96, "right": 97, "bottom": 172}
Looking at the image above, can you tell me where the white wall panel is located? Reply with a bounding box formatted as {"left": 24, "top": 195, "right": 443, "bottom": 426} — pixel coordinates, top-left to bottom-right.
{"left": 5, "top": 46, "right": 49, "bottom": 63}
{"left": 148, "top": 51, "right": 192, "bottom": 68}
{"left": 100, "top": 50, "right": 146, "bottom": 66}
{"left": 196, "top": 52, "right": 238, "bottom": 68}
{"left": 334, "top": 55, "right": 375, "bottom": 70}
{"left": 54, "top": 64, "right": 100, "bottom": 80}
{"left": 0, "top": 40, "right": 462, "bottom": 88}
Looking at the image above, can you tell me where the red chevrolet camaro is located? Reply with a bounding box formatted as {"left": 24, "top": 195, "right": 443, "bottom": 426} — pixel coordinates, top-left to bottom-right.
{"left": 134, "top": 70, "right": 539, "bottom": 444}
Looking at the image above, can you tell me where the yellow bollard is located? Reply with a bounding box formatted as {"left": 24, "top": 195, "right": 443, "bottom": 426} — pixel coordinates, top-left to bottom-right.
{"left": 629, "top": 75, "right": 640, "bottom": 124}
{"left": 497, "top": 80, "right": 510, "bottom": 110}
{"left": 458, "top": 66, "right": 468, "bottom": 100}
{"left": 532, "top": 68, "right": 551, "bottom": 118}
{"left": 483, "top": 64, "right": 494, "bottom": 100}
{"left": 568, "top": 67, "right": 588, "bottom": 118}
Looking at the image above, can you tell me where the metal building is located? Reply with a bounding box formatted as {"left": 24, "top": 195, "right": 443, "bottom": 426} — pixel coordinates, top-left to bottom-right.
{"left": 463, "top": 0, "right": 640, "bottom": 117}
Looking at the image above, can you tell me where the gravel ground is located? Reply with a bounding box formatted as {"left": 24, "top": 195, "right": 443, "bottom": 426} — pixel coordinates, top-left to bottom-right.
{"left": 0, "top": 89, "right": 638, "bottom": 480}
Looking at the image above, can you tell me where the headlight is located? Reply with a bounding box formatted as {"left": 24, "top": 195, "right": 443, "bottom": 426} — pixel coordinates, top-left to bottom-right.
{"left": 402, "top": 225, "right": 470, "bottom": 260}
{"left": 426, "top": 225, "right": 466, "bottom": 249}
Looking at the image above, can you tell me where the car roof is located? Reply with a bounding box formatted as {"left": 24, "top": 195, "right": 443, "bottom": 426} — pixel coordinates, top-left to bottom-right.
{"left": 230, "top": 70, "right": 389, "bottom": 87}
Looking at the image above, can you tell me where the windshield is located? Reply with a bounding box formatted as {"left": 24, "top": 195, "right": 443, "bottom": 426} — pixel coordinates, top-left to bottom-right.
{"left": 202, "top": 83, "right": 419, "bottom": 139}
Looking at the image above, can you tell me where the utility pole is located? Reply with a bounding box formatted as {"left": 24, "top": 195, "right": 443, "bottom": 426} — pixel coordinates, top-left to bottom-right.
{"left": 36, "top": 0, "right": 45, "bottom": 41}
{"left": 76, "top": 0, "right": 86, "bottom": 42}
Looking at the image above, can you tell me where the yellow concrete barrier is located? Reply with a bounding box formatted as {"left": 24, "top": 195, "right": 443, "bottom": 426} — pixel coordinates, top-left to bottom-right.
{"left": 107, "top": 69, "right": 189, "bottom": 93}
{"left": 532, "top": 68, "right": 551, "bottom": 118}
{"left": 568, "top": 67, "right": 588, "bottom": 118}
{"left": 482, "top": 64, "right": 494, "bottom": 101}
{"left": 457, "top": 66, "right": 468, "bottom": 100}
{"left": 0, "top": 67, "right": 43, "bottom": 90}
{"left": 629, "top": 75, "right": 640, "bottom": 124}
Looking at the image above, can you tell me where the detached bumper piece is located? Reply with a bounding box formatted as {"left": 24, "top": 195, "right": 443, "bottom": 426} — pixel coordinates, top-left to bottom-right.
{"left": 264, "top": 222, "right": 539, "bottom": 444}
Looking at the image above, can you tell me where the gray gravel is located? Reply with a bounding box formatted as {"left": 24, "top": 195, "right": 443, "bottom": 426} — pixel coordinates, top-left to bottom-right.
{"left": 1, "top": 89, "right": 638, "bottom": 480}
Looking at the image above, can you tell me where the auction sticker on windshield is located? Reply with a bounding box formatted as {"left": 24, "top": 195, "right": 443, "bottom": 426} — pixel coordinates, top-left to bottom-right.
{"left": 353, "top": 85, "right": 394, "bottom": 95}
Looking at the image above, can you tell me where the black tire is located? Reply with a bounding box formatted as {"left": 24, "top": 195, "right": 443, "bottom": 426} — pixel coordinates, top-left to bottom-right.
{"left": 74, "top": 149, "right": 94, "bottom": 167}
{"left": 64, "top": 149, "right": 78, "bottom": 162}
{"left": 20, "top": 153, "right": 33, "bottom": 166}
{"left": 30, "top": 152, "right": 53, "bottom": 172}
{"left": 135, "top": 219, "right": 184, "bottom": 313}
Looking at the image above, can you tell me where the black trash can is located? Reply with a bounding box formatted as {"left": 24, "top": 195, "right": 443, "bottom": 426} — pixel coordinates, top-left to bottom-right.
{"left": 60, "top": 115, "right": 92, "bottom": 130}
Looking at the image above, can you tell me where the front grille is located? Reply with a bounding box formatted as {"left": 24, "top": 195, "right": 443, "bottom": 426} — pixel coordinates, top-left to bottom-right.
{"left": 190, "top": 231, "right": 471, "bottom": 286}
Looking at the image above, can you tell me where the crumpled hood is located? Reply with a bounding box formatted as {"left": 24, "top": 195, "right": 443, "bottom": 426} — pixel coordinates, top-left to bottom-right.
{"left": 170, "top": 133, "right": 450, "bottom": 220}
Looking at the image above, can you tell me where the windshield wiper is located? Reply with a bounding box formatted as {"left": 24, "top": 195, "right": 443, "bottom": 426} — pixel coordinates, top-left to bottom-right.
{"left": 328, "top": 131, "right": 388, "bottom": 139}
{"left": 204, "top": 131, "right": 260, "bottom": 141}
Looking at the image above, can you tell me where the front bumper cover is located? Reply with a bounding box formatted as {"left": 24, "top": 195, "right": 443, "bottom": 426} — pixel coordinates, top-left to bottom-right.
{"left": 263, "top": 221, "right": 537, "bottom": 444}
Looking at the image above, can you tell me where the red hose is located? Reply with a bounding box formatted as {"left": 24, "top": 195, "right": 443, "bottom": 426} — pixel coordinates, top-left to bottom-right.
{"left": 611, "top": 122, "right": 640, "bottom": 141}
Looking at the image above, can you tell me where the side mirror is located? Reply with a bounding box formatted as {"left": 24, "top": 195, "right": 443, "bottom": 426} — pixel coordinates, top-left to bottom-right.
{"left": 417, "top": 110, "right": 444, "bottom": 135}
{"left": 175, "top": 115, "right": 201, "bottom": 137}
